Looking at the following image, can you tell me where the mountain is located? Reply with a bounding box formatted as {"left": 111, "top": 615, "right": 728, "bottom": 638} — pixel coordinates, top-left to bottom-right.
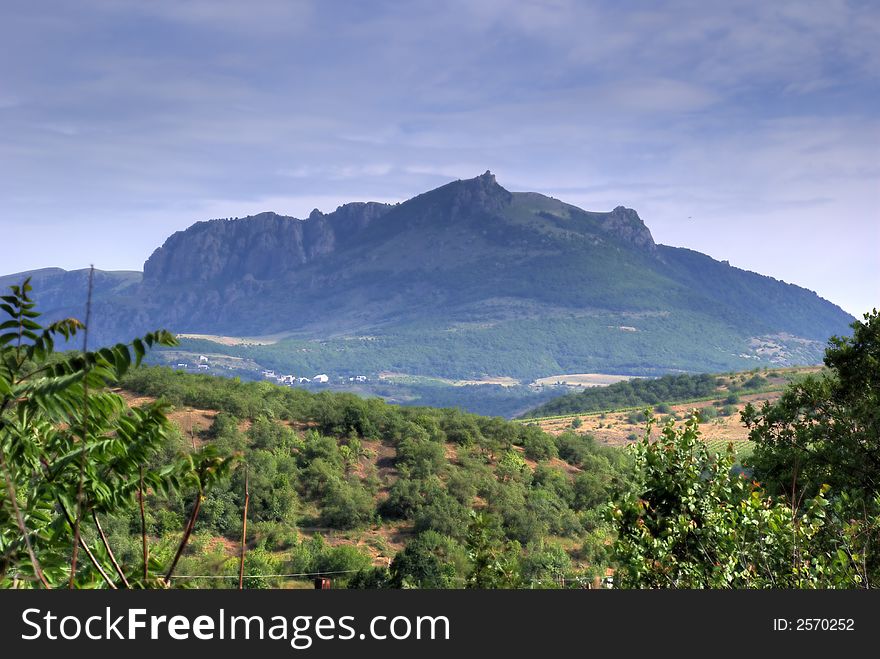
{"left": 1, "top": 172, "right": 853, "bottom": 379}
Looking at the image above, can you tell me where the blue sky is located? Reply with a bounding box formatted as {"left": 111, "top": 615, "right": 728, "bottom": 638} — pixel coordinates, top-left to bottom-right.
{"left": 1, "top": 0, "right": 877, "bottom": 316}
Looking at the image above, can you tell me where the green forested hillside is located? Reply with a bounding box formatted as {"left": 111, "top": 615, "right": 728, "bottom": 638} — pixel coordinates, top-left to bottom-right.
{"left": 114, "top": 366, "right": 632, "bottom": 587}
{"left": 3, "top": 274, "right": 877, "bottom": 589}
{"left": 1, "top": 173, "right": 853, "bottom": 382}
{"left": 522, "top": 371, "right": 777, "bottom": 418}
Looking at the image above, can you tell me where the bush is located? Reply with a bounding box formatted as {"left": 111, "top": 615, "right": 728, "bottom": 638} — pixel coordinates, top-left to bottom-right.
{"left": 743, "top": 374, "right": 768, "bottom": 390}
{"left": 313, "top": 544, "right": 373, "bottom": 577}
{"left": 390, "top": 531, "right": 468, "bottom": 588}
{"left": 626, "top": 411, "right": 647, "bottom": 425}
{"left": 554, "top": 432, "right": 596, "bottom": 467}
{"left": 522, "top": 429, "right": 558, "bottom": 461}
{"left": 413, "top": 493, "right": 470, "bottom": 539}
{"left": 320, "top": 479, "right": 376, "bottom": 529}
{"left": 497, "top": 450, "right": 531, "bottom": 483}
{"left": 695, "top": 406, "right": 718, "bottom": 423}
{"left": 252, "top": 521, "right": 298, "bottom": 551}
{"left": 446, "top": 468, "right": 478, "bottom": 506}
{"left": 520, "top": 544, "right": 572, "bottom": 585}
{"left": 347, "top": 566, "right": 391, "bottom": 589}
{"left": 240, "top": 547, "right": 280, "bottom": 589}
{"left": 396, "top": 436, "right": 447, "bottom": 478}
{"left": 381, "top": 477, "right": 432, "bottom": 519}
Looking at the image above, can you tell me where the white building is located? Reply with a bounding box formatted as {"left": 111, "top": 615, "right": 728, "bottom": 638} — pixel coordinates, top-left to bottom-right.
{"left": 313, "top": 374, "right": 329, "bottom": 383}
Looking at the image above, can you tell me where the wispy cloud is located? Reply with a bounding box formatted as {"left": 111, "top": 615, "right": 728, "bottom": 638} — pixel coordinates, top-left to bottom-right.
{"left": 0, "top": 0, "right": 876, "bottom": 314}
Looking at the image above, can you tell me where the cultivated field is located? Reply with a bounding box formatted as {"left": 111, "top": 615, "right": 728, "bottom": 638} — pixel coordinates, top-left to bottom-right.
{"left": 176, "top": 332, "right": 283, "bottom": 346}
{"left": 527, "top": 390, "right": 786, "bottom": 460}
{"left": 531, "top": 373, "right": 640, "bottom": 388}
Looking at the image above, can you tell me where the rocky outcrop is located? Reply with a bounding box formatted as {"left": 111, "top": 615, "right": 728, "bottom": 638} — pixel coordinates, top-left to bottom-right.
{"left": 598, "top": 206, "right": 656, "bottom": 252}
{"left": 143, "top": 202, "right": 393, "bottom": 285}
{"left": 447, "top": 170, "right": 513, "bottom": 217}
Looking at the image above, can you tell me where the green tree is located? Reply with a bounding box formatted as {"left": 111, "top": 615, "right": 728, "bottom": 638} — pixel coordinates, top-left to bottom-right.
{"left": 744, "top": 311, "right": 880, "bottom": 584}
{"left": 390, "top": 531, "right": 466, "bottom": 588}
{"left": 496, "top": 449, "right": 531, "bottom": 484}
{"left": 608, "top": 414, "right": 865, "bottom": 588}
{"left": 745, "top": 310, "right": 880, "bottom": 499}
{"left": 0, "top": 279, "right": 234, "bottom": 588}
{"left": 465, "top": 511, "right": 521, "bottom": 588}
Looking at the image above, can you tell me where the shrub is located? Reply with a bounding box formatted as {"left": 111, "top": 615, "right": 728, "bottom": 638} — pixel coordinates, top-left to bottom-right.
{"left": 522, "top": 429, "right": 558, "bottom": 461}
{"left": 720, "top": 404, "right": 739, "bottom": 417}
{"left": 413, "top": 493, "right": 470, "bottom": 539}
{"left": 252, "top": 521, "right": 298, "bottom": 551}
{"left": 626, "top": 411, "right": 647, "bottom": 425}
{"left": 743, "top": 374, "right": 768, "bottom": 390}
{"left": 520, "top": 544, "right": 572, "bottom": 585}
{"left": 390, "top": 531, "right": 468, "bottom": 588}
{"left": 320, "top": 479, "right": 375, "bottom": 529}
{"left": 695, "top": 406, "right": 718, "bottom": 423}
{"left": 554, "top": 431, "right": 596, "bottom": 467}
{"left": 396, "top": 436, "right": 447, "bottom": 478}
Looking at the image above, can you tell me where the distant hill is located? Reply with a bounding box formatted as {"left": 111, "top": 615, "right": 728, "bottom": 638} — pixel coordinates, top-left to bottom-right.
{"left": 0, "top": 172, "right": 853, "bottom": 379}
{"left": 522, "top": 372, "right": 724, "bottom": 418}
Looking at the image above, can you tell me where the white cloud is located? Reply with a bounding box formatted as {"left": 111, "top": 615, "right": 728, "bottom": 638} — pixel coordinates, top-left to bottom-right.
{"left": 0, "top": 0, "right": 877, "bottom": 314}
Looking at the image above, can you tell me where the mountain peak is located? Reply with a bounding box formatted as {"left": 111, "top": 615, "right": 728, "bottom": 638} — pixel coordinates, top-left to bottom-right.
{"left": 8, "top": 173, "right": 855, "bottom": 379}
{"left": 601, "top": 206, "right": 656, "bottom": 252}
{"left": 440, "top": 170, "right": 512, "bottom": 214}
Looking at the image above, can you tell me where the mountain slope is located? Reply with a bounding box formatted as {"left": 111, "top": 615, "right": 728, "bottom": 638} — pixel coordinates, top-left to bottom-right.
{"left": 1, "top": 172, "right": 854, "bottom": 378}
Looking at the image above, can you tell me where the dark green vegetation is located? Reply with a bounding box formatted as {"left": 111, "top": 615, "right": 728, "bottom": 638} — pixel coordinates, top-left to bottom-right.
{"left": 610, "top": 310, "right": 880, "bottom": 588}
{"left": 297, "top": 380, "right": 559, "bottom": 420}
{"left": 1, "top": 172, "right": 852, "bottom": 386}
{"left": 523, "top": 370, "right": 772, "bottom": 418}
{"left": 0, "top": 279, "right": 234, "bottom": 588}
{"left": 2, "top": 283, "right": 631, "bottom": 588}
{"left": 118, "top": 365, "right": 632, "bottom": 587}
{"left": 2, "top": 278, "right": 877, "bottom": 588}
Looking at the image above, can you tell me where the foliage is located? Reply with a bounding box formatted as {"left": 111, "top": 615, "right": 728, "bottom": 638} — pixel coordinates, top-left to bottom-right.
{"left": 0, "top": 279, "right": 234, "bottom": 588}
{"left": 521, "top": 427, "right": 558, "bottom": 461}
{"left": 520, "top": 543, "right": 572, "bottom": 587}
{"left": 745, "top": 311, "right": 880, "bottom": 499}
{"left": 608, "top": 413, "right": 867, "bottom": 588}
{"left": 390, "top": 531, "right": 468, "bottom": 588}
{"left": 525, "top": 373, "right": 721, "bottom": 418}
{"left": 744, "top": 310, "right": 880, "bottom": 583}
{"left": 465, "top": 512, "right": 522, "bottom": 588}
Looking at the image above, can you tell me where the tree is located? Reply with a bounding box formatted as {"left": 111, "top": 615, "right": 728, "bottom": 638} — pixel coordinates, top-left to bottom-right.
{"left": 465, "top": 511, "right": 521, "bottom": 588}
{"left": 390, "top": 531, "right": 466, "bottom": 588}
{"left": 745, "top": 310, "right": 880, "bottom": 499}
{"left": 743, "top": 310, "right": 880, "bottom": 584}
{"left": 521, "top": 427, "right": 558, "bottom": 461}
{"left": 608, "top": 414, "right": 865, "bottom": 588}
{"left": 496, "top": 450, "right": 530, "bottom": 484}
{"left": 0, "top": 278, "right": 234, "bottom": 588}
